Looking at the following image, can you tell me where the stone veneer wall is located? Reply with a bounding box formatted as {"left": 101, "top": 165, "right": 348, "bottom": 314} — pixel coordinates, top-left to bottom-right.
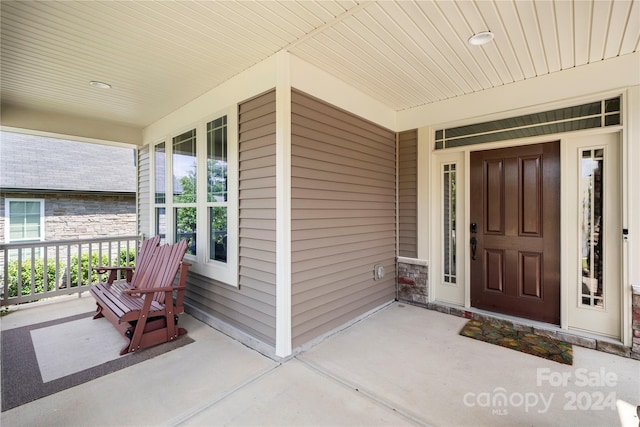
{"left": 632, "top": 285, "right": 640, "bottom": 360}
{"left": 397, "top": 258, "right": 428, "bottom": 305}
{"left": 0, "top": 192, "right": 136, "bottom": 241}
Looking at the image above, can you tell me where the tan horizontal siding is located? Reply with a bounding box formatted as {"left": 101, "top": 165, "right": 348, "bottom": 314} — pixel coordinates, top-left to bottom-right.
{"left": 237, "top": 90, "right": 277, "bottom": 345}
{"left": 291, "top": 199, "right": 395, "bottom": 211}
{"left": 291, "top": 89, "right": 396, "bottom": 349}
{"left": 291, "top": 121, "right": 393, "bottom": 160}
{"left": 398, "top": 129, "right": 418, "bottom": 258}
{"left": 292, "top": 94, "right": 394, "bottom": 141}
{"left": 291, "top": 177, "right": 395, "bottom": 196}
{"left": 292, "top": 273, "right": 395, "bottom": 318}
{"left": 291, "top": 138, "right": 395, "bottom": 173}
{"left": 137, "top": 146, "right": 150, "bottom": 237}
{"left": 293, "top": 143, "right": 395, "bottom": 175}
{"left": 185, "top": 272, "right": 275, "bottom": 345}
{"left": 292, "top": 283, "right": 394, "bottom": 346}
{"left": 239, "top": 144, "right": 276, "bottom": 162}
{"left": 291, "top": 217, "right": 389, "bottom": 232}
{"left": 292, "top": 187, "right": 392, "bottom": 203}
{"left": 292, "top": 259, "right": 396, "bottom": 296}
{"left": 292, "top": 229, "right": 396, "bottom": 252}
{"left": 293, "top": 237, "right": 396, "bottom": 262}
{"left": 184, "top": 89, "right": 277, "bottom": 347}
{"left": 291, "top": 167, "right": 395, "bottom": 190}
{"left": 292, "top": 249, "right": 395, "bottom": 285}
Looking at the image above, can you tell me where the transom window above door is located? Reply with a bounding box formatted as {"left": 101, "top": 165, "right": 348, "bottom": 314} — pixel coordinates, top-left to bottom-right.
{"left": 435, "top": 97, "right": 621, "bottom": 149}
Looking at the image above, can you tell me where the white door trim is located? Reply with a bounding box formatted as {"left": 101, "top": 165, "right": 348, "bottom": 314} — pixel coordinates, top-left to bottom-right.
{"left": 427, "top": 126, "right": 627, "bottom": 343}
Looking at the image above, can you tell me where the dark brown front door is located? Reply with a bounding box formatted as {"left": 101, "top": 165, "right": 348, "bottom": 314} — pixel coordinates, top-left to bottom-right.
{"left": 470, "top": 142, "right": 560, "bottom": 324}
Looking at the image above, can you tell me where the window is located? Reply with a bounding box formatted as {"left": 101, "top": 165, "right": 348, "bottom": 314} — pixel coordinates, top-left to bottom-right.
{"left": 580, "top": 148, "right": 604, "bottom": 308}
{"left": 5, "top": 199, "right": 44, "bottom": 260}
{"left": 207, "top": 116, "right": 228, "bottom": 262}
{"left": 6, "top": 199, "right": 44, "bottom": 243}
{"left": 173, "top": 129, "right": 197, "bottom": 255}
{"left": 442, "top": 164, "right": 456, "bottom": 284}
{"left": 154, "top": 142, "right": 166, "bottom": 242}
{"left": 151, "top": 110, "right": 237, "bottom": 285}
{"left": 435, "top": 96, "right": 621, "bottom": 149}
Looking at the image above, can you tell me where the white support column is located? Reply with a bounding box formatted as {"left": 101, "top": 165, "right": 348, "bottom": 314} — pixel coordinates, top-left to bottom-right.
{"left": 275, "top": 51, "right": 292, "bottom": 358}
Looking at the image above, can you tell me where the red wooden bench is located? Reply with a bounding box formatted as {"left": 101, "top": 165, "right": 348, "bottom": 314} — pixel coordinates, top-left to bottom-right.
{"left": 89, "top": 240, "right": 190, "bottom": 355}
{"left": 93, "top": 235, "right": 161, "bottom": 287}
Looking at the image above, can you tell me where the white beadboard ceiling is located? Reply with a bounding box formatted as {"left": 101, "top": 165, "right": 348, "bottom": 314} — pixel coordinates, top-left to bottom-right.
{"left": 1, "top": 0, "right": 638, "bottom": 129}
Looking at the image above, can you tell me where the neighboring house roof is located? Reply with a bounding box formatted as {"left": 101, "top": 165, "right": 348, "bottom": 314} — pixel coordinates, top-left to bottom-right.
{"left": 0, "top": 132, "right": 136, "bottom": 194}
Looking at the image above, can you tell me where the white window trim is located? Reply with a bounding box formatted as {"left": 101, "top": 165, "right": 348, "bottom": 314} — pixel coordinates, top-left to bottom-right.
{"left": 150, "top": 106, "right": 238, "bottom": 286}
{"left": 4, "top": 198, "right": 45, "bottom": 243}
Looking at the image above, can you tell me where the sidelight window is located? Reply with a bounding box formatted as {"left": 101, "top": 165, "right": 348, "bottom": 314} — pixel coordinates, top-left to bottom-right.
{"left": 443, "top": 163, "right": 457, "bottom": 284}
{"left": 580, "top": 148, "right": 604, "bottom": 308}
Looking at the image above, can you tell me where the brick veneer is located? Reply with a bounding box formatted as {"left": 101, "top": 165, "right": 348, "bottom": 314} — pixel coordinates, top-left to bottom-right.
{"left": 632, "top": 285, "right": 640, "bottom": 360}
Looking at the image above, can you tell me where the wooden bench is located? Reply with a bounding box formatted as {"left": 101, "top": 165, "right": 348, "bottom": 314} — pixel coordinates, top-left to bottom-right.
{"left": 93, "top": 235, "right": 161, "bottom": 287}
{"left": 89, "top": 240, "right": 190, "bottom": 355}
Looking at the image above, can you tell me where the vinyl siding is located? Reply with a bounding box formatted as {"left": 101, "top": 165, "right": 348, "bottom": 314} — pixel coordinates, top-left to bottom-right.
{"left": 186, "top": 91, "right": 276, "bottom": 346}
{"left": 237, "top": 89, "right": 277, "bottom": 345}
{"left": 137, "top": 145, "right": 150, "bottom": 237}
{"left": 290, "top": 89, "right": 396, "bottom": 348}
{"left": 184, "top": 90, "right": 277, "bottom": 347}
{"left": 398, "top": 129, "right": 418, "bottom": 258}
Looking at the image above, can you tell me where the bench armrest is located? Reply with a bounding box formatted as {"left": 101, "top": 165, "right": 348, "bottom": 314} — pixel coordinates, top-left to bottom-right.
{"left": 124, "top": 285, "right": 186, "bottom": 295}
{"left": 93, "top": 266, "right": 134, "bottom": 273}
{"left": 124, "top": 285, "right": 187, "bottom": 314}
{"left": 93, "top": 266, "right": 134, "bottom": 284}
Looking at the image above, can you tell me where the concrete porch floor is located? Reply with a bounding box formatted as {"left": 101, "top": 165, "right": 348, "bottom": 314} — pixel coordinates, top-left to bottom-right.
{"left": 1, "top": 295, "right": 639, "bottom": 427}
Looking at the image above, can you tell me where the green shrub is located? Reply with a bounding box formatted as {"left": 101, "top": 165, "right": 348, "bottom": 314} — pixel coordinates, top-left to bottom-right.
{"left": 68, "top": 253, "right": 109, "bottom": 287}
{"left": 119, "top": 248, "right": 136, "bottom": 268}
{"left": 6, "top": 258, "right": 65, "bottom": 297}
{"left": 67, "top": 249, "right": 136, "bottom": 286}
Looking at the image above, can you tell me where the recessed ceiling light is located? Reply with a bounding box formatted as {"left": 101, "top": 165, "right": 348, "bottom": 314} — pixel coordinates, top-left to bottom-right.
{"left": 89, "top": 81, "right": 112, "bottom": 89}
{"left": 468, "top": 31, "right": 494, "bottom": 46}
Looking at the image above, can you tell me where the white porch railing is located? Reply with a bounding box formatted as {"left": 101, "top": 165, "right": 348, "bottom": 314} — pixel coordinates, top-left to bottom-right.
{"left": 0, "top": 235, "right": 141, "bottom": 306}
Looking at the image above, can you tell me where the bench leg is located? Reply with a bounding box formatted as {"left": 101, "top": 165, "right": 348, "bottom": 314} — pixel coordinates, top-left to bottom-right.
{"left": 93, "top": 303, "right": 104, "bottom": 320}
{"left": 122, "top": 294, "right": 154, "bottom": 354}
{"left": 120, "top": 316, "right": 188, "bottom": 355}
{"left": 120, "top": 325, "right": 135, "bottom": 355}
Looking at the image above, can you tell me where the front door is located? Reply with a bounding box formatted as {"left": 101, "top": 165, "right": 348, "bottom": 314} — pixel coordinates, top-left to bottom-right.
{"left": 470, "top": 142, "right": 560, "bottom": 324}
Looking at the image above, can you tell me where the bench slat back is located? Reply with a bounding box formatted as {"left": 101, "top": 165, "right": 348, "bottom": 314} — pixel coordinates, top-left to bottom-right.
{"left": 130, "top": 235, "right": 161, "bottom": 288}
{"left": 135, "top": 240, "right": 188, "bottom": 304}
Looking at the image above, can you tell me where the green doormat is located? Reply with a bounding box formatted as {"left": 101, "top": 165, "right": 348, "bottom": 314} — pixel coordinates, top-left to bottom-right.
{"left": 460, "top": 319, "right": 573, "bottom": 365}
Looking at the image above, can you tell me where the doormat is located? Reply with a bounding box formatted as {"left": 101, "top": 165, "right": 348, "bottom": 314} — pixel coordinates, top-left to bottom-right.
{"left": 460, "top": 319, "right": 573, "bottom": 365}
{"left": 1, "top": 312, "right": 194, "bottom": 412}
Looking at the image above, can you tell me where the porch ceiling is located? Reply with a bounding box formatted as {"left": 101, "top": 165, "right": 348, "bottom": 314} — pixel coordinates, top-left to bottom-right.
{"left": 1, "top": 0, "right": 638, "bottom": 130}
